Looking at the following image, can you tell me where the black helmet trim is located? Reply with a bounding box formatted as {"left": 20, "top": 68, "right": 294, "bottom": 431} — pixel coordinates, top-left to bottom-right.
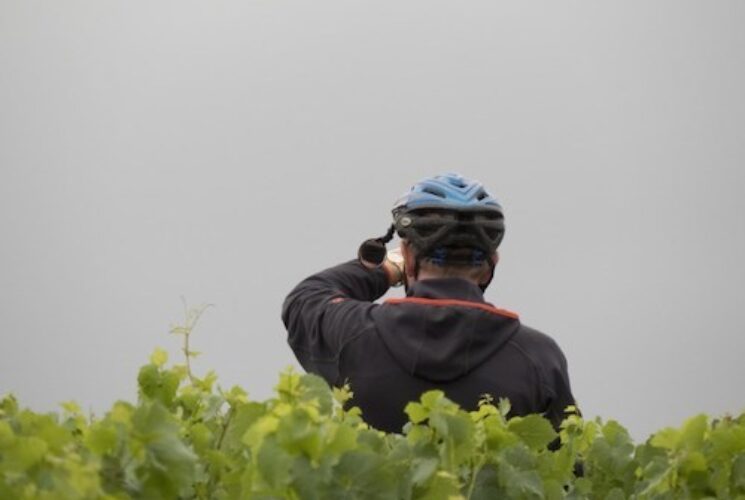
{"left": 395, "top": 209, "right": 505, "bottom": 257}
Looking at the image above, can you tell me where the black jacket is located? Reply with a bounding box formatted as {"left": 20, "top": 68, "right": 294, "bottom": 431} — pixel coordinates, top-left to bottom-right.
{"left": 282, "top": 260, "right": 577, "bottom": 433}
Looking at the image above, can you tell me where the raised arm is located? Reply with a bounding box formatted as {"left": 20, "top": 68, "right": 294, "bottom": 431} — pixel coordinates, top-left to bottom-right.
{"left": 281, "top": 260, "right": 392, "bottom": 384}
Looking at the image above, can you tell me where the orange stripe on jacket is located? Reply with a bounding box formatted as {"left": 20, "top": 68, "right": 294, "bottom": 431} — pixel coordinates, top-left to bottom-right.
{"left": 384, "top": 297, "right": 519, "bottom": 320}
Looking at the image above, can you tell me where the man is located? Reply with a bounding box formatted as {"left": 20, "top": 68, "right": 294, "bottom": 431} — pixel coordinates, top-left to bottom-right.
{"left": 282, "top": 173, "right": 577, "bottom": 432}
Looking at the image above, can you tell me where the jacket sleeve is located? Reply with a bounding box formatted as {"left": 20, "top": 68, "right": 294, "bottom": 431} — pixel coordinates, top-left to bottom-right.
{"left": 542, "top": 345, "right": 580, "bottom": 430}
{"left": 281, "top": 259, "right": 390, "bottom": 385}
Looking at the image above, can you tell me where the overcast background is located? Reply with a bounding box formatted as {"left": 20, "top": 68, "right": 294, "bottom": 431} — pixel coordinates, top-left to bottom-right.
{"left": 1, "top": 1, "right": 744, "bottom": 440}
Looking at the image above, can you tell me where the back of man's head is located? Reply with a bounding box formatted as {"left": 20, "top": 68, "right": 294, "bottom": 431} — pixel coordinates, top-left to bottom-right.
{"left": 390, "top": 174, "right": 505, "bottom": 289}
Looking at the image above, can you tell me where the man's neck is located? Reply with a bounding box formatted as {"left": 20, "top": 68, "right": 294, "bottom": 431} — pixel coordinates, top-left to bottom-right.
{"left": 414, "top": 271, "right": 480, "bottom": 286}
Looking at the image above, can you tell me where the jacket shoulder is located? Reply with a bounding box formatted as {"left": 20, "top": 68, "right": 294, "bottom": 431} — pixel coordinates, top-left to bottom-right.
{"left": 509, "top": 324, "right": 568, "bottom": 372}
{"left": 512, "top": 324, "right": 561, "bottom": 350}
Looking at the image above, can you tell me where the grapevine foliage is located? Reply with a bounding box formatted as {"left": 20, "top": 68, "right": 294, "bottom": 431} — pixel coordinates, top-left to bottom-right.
{"left": 2, "top": 310, "right": 745, "bottom": 499}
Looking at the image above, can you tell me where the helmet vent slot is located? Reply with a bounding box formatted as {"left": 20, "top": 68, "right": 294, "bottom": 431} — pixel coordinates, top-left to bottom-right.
{"left": 422, "top": 187, "right": 445, "bottom": 198}
{"left": 484, "top": 227, "right": 502, "bottom": 240}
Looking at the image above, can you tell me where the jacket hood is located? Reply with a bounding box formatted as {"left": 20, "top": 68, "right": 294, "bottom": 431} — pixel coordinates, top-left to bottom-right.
{"left": 372, "top": 278, "right": 520, "bottom": 382}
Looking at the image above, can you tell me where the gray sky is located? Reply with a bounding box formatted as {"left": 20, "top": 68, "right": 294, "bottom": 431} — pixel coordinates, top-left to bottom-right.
{"left": 1, "top": 1, "right": 744, "bottom": 440}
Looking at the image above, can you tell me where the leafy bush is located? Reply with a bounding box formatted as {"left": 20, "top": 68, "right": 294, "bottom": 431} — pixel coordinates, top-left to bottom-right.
{"left": 2, "top": 308, "right": 744, "bottom": 499}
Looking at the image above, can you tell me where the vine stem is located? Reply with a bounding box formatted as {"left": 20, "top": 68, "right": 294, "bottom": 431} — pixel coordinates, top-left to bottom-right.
{"left": 204, "top": 406, "right": 235, "bottom": 494}
{"left": 179, "top": 298, "right": 212, "bottom": 383}
{"left": 183, "top": 332, "right": 195, "bottom": 384}
{"left": 215, "top": 406, "right": 235, "bottom": 452}
{"left": 465, "top": 455, "right": 486, "bottom": 500}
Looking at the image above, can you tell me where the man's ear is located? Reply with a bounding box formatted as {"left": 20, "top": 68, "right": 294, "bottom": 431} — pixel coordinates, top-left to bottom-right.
{"left": 479, "top": 251, "right": 499, "bottom": 286}
{"left": 401, "top": 241, "right": 418, "bottom": 281}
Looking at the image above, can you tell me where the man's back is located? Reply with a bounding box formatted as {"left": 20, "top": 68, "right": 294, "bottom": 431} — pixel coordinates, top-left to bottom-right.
{"left": 282, "top": 173, "right": 577, "bottom": 433}
{"left": 282, "top": 261, "right": 576, "bottom": 433}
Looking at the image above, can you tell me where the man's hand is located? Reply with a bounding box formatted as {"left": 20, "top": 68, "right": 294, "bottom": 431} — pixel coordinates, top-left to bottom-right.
{"left": 358, "top": 242, "right": 405, "bottom": 287}
{"left": 383, "top": 247, "right": 405, "bottom": 287}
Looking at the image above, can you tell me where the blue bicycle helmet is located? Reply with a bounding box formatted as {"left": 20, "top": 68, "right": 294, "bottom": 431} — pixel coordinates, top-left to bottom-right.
{"left": 357, "top": 173, "right": 505, "bottom": 290}
{"left": 392, "top": 172, "right": 503, "bottom": 213}
{"left": 387, "top": 173, "right": 505, "bottom": 290}
{"left": 393, "top": 173, "right": 505, "bottom": 254}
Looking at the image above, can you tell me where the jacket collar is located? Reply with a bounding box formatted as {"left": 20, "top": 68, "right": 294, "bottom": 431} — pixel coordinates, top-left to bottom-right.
{"left": 406, "top": 278, "right": 486, "bottom": 303}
